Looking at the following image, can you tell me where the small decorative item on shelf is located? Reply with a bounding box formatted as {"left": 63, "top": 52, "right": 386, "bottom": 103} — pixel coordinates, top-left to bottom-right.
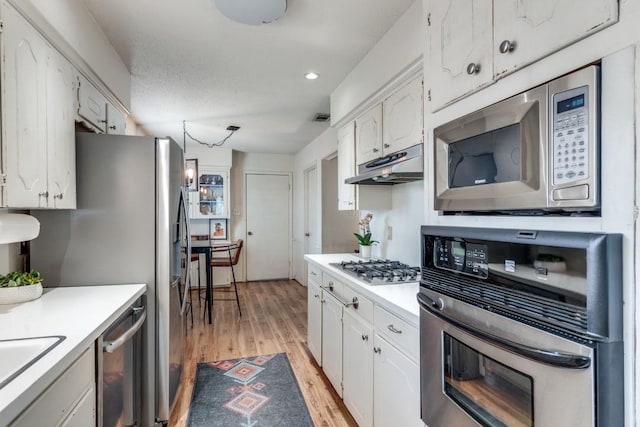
{"left": 354, "top": 213, "right": 378, "bottom": 260}
{"left": 209, "top": 218, "right": 229, "bottom": 240}
{"left": 0, "top": 269, "right": 43, "bottom": 305}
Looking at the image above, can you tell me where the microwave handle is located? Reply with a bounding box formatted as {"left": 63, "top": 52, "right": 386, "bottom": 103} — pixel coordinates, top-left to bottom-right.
{"left": 417, "top": 293, "right": 591, "bottom": 369}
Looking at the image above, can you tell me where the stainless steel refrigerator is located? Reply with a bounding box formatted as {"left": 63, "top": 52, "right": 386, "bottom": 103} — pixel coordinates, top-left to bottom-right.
{"left": 31, "top": 133, "right": 189, "bottom": 427}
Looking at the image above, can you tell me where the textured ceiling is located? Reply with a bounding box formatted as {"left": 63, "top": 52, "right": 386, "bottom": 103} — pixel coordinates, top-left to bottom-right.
{"left": 82, "top": 0, "right": 415, "bottom": 154}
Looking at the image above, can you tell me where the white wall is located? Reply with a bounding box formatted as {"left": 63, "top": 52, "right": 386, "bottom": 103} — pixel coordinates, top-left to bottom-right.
{"left": 321, "top": 158, "right": 359, "bottom": 255}
{"left": 293, "top": 128, "right": 340, "bottom": 282}
{"left": 231, "top": 151, "right": 295, "bottom": 281}
{"left": 330, "top": 0, "right": 423, "bottom": 126}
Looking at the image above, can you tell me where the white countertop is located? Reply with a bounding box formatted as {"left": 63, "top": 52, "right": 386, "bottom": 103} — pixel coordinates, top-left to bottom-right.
{"left": 304, "top": 253, "right": 420, "bottom": 327}
{"left": 0, "top": 284, "right": 146, "bottom": 423}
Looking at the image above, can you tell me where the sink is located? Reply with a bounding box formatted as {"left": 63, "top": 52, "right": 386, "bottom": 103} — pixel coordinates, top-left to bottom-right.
{"left": 0, "top": 336, "right": 65, "bottom": 389}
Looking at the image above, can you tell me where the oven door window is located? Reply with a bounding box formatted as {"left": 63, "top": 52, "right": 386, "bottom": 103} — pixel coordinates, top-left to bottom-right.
{"left": 443, "top": 333, "right": 534, "bottom": 427}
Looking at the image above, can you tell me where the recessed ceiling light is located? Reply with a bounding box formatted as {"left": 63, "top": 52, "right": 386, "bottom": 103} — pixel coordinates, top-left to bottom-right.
{"left": 305, "top": 72, "right": 319, "bottom": 80}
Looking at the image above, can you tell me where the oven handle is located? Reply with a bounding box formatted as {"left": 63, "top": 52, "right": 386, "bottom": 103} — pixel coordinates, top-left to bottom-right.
{"left": 417, "top": 293, "right": 591, "bottom": 369}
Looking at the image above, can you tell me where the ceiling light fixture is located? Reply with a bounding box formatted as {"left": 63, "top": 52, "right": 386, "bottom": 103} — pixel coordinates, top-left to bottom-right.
{"left": 305, "top": 72, "right": 319, "bottom": 80}
{"left": 183, "top": 121, "right": 240, "bottom": 149}
{"left": 212, "top": 0, "right": 287, "bottom": 25}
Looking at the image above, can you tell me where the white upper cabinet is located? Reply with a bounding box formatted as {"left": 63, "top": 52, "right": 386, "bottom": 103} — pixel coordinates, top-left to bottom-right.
{"left": 77, "top": 73, "right": 107, "bottom": 133}
{"left": 190, "top": 167, "right": 230, "bottom": 219}
{"left": 493, "top": 0, "right": 618, "bottom": 76}
{"left": 1, "top": 1, "right": 76, "bottom": 208}
{"left": 428, "top": 0, "right": 493, "bottom": 111}
{"left": 428, "top": 0, "right": 618, "bottom": 110}
{"left": 382, "top": 76, "right": 424, "bottom": 153}
{"left": 106, "top": 102, "right": 126, "bottom": 134}
{"left": 46, "top": 49, "right": 76, "bottom": 209}
{"left": 337, "top": 123, "right": 357, "bottom": 210}
{"left": 356, "top": 103, "right": 383, "bottom": 165}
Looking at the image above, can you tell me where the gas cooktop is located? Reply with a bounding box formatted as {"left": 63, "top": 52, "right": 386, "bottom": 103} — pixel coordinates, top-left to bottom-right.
{"left": 330, "top": 259, "right": 421, "bottom": 285}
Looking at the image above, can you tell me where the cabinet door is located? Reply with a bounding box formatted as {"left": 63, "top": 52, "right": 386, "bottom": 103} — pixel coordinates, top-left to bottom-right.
{"left": 47, "top": 49, "right": 77, "bottom": 209}
{"left": 106, "top": 102, "right": 127, "bottom": 134}
{"left": 493, "top": 0, "right": 618, "bottom": 78}
{"left": 343, "top": 310, "right": 373, "bottom": 427}
{"left": 373, "top": 334, "right": 422, "bottom": 427}
{"left": 337, "top": 122, "right": 356, "bottom": 211}
{"left": 2, "top": 2, "right": 49, "bottom": 208}
{"left": 428, "top": 0, "right": 493, "bottom": 111}
{"left": 59, "top": 384, "right": 96, "bottom": 427}
{"left": 307, "top": 280, "right": 323, "bottom": 365}
{"left": 321, "top": 292, "right": 343, "bottom": 397}
{"left": 382, "top": 76, "right": 423, "bottom": 154}
{"left": 195, "top": 168, "right": 229, "bottom": 219}
{"left": 77, "top": 74, "right": 107, "bottom": 132}
{"left": 355, "top": 104, "right": 383, "bottom": 165}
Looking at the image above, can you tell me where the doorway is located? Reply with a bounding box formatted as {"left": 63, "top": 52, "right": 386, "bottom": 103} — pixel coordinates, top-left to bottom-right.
{"left": 304, "top": 164, "right": 320, "bottom": 283}
{"left": 245, "top": 173, "right": 292, "bottom": 281}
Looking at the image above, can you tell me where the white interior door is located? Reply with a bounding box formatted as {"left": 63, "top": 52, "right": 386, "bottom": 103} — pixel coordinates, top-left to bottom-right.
{"left": 246, "top": 173, "right": 291, "bottom": 281}
{"left": 304, "top": 165, "right": 320, "bottom": 285}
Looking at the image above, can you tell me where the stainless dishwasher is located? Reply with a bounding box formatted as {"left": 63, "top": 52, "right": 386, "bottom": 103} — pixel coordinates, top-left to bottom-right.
{"left": 98, "top": 297, "right": 146, "bottom": 427}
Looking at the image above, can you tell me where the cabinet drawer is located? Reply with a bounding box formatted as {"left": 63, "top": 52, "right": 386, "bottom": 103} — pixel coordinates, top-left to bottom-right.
{"left": 308, "top": 264, "right": 322, "bottom": 285}
{"left": 343, "top": 286, "right": 373, "bottom": 324}
{"left": 11, "top": 347, "right": 95, "bottom": 426}
{"left": 322, "top": 272, "right": 345, "bottom": 297}
{"left": 374, "top": 306, "right": 419, "bottom": 362}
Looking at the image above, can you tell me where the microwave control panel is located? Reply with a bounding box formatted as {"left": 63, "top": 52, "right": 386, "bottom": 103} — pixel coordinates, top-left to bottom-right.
{"left": 433, "top": 238, "right": 488, "bottom": 279}
{"left": 552, "top": 85, "right": 590, "bottom": 186}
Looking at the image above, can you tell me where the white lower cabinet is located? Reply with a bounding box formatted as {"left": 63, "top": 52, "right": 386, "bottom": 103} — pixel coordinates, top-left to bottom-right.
{"left": 321, "top": 291, "right": 344, "bottom": 397}
{"left": 373, "top": 334, "right": 422, "bottom": 427}
{"left": 307, "top": 261, "right": 423, "bottom": 427}
{"left": 10, "top": 346, "right": 96, "bottom": 426}
{"left": 307, "top": 279, "right": 323, "bottom": 365}
{"left": 343, "top": 309, "right": 373, "bottom": 427}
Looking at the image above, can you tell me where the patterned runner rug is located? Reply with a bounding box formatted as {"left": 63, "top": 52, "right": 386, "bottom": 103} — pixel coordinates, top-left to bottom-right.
{"left": 187, "top": 353, "right": 314, "bottom": 427}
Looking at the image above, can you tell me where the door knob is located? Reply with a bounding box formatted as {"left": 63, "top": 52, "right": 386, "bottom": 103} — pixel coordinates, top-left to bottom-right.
{"left": 247, "top": 231, "right": 253, "bottom": 236}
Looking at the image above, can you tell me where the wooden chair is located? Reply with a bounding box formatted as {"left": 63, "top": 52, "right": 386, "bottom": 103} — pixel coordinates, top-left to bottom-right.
{"left": 210, "top": 239, "right": 243, "bottom": 315}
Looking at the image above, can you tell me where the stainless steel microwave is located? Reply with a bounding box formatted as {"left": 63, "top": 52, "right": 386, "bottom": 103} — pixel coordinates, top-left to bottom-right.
{"left": 434, "top": 66, "right": 599, "bottom": 214}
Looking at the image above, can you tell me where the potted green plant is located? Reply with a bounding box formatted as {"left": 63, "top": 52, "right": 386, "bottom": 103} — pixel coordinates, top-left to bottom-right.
{"left": 0, "top": 269, "right": 43, "bottom": 305}
{"left": 354, "top": 213, "right": 378, "bottom": 259}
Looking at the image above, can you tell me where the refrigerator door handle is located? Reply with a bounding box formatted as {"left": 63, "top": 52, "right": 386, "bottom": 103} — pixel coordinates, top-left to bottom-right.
{"left": 180, "top": 187, "right": 192, "bottom": 315}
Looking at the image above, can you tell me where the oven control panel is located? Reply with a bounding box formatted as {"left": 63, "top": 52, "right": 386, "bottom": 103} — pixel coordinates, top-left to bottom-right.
{"left": 433, "top": 238, "right": 488, "bottom": 279}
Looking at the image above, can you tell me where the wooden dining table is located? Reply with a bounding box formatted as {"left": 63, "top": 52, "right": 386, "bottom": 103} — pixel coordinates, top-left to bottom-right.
{"left": 190, "top": 239, "right": 237, "bottom": 324}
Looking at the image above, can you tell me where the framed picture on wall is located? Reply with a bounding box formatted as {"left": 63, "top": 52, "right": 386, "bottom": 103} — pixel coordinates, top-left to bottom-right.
{"left": 185, "top": 158, "right": 198, "bottom": 191}
{"left": 209, "top": 218, "right": 228, "bottom": 240}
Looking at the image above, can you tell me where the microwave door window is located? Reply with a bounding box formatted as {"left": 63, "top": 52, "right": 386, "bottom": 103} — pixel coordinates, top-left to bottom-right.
{"left": 449, "top": 124, "right": 521, "bottom": 189}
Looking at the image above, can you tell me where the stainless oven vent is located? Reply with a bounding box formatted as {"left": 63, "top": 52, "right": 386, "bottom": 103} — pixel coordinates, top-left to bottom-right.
{"left": 421, "top": 269, "right": 592, "bottom": 341}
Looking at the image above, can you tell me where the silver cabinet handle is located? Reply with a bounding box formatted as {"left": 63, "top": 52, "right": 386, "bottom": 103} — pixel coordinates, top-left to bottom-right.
{"left": 103, "top": 307, "right": 147, "bottom": 353}
{"left": 38, "top": 191, "right": 49, "bottom": 198}
{"left": 373, "top": 347, "right": 381, "bottom": 354}
{"left": 361, "top": 334, "right": 369, "bottom": 341}
{"left": 387, "top": 324, "right": 402, "bottom": 334}
{"left": 345, "top": 297, "right": 359, "bottom": 310}
{"left": 53, "top": 193, "right": 63, "bottom": 200}
{"left": 466, "top": 63, "right": 480, "bottom": 75}
{"left": 499, "top": 40, "right": 516, "bottom": 54}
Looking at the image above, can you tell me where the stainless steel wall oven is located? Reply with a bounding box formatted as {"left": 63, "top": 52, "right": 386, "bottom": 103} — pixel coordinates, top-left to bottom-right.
{"left": 418, "top": 226, "right": 622, "bottom": 427}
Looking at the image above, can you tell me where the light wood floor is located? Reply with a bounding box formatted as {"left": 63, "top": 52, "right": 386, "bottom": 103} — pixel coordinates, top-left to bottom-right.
{"left": 169, "top": 279, "right": 357, "bottom": 427}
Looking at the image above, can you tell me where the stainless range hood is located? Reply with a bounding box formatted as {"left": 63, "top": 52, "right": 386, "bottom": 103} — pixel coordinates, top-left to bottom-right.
{"left": 345, "top": 144, "right": 423, "bottom": 185}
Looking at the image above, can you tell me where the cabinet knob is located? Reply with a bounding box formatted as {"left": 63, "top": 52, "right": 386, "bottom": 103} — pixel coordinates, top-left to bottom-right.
{"left": 305, "top": 232, "right": 310, "bottom": 237}
{"left": 361, "top": 334, "right": 369, "bottom": 341}
{"left": 247, "top": 231, "right": 253, "bottom": 236}
{"left": 372, "top": 148, "right": 379, "bottom": 153}
{"left": 499, "top": 40, "right": 516, "bottom": 54}
{"left": 109, "top": 125, "right": 117, "bottom": 130}
{"left": 383, "top": 143, "right": 390, "bottom": 149}
{"left": 314, "top": 293, "right": 320, "bottom": 299}
{"left": 53, "top": 193, "right": 64, "bottom": 200}
{"left": 466, "top": 63, "right": 481, "bottom": 75}
{"left": 38, "top": 191, "right": 49, "bottom": 199}
{"left": 373, "top": 347, "right": 381, "bottom": 354}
